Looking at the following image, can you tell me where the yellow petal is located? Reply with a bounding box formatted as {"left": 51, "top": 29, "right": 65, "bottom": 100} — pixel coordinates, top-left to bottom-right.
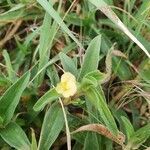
{"left": 55, "top": 83, "right": 64, "bottom": 94}
{"left": 61, "top": 72, "right": 76, "bottom": 82}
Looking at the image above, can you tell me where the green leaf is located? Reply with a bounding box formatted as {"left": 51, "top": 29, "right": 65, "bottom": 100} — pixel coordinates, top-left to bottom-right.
{"left": 0, "top": 122, "right": 30, "bottom": 150}
{"left": 38, "top": 103, "right": 64, "bottom": 150}
{"left": 79, "top": 35, "right": 101, "bottom": 80}
{"left": 33, "top": 88, "right": 60, "bottom": 112}
{"left": 85, "top": 87, "right": 118, "bottom": 135}
{"left": 2, "top": 50, "right": 17, "bottom": 82}
{"left": 59, "top": 52, "right": 78, "bottom": 78}
{"left": 37, "top": 0, "right": 83, "bottom": 49}
{"left": 0, "top": 71, "right": 30, "bottom": 126}
{"left": 121, "top": 116, "right": 134, "bottom": 140}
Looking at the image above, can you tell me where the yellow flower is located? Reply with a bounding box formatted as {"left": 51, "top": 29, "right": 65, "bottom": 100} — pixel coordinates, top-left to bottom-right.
{"left": 56, "top": 72, "right": 77, "bottom": 98}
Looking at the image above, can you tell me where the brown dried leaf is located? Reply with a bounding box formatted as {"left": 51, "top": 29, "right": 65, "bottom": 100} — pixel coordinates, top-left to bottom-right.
{"left": 72, "top": 124, "right": 125, "bottom": 146}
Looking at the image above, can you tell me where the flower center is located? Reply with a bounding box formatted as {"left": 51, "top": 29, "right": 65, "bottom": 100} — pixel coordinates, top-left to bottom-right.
{"left": 61, "top": 82, "right": 69, "bottom": 91}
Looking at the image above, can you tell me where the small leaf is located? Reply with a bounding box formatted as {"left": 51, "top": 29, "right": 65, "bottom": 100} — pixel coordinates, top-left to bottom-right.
{"left": 59, "top": 52, "right": 78, "bottom": 78}
{"left": 33, "top": 88, "right": 60, "bottom": 112}
{"left": 0, "top": 71, "right": 30, "bottom": 126}
{"left": 38, "top": 102, "right": 64, "bottom": 150}
{"left": 72, "top": 124, "right": 125, "bottom": 146}
{"left": 0, "top": 122, "right": 30, "bottom": 150}
{"left": 2, "top": 50, "right": 17, "bottom": 82}
{"left": 79, "top": 35, "right": 101, "bottom": 80}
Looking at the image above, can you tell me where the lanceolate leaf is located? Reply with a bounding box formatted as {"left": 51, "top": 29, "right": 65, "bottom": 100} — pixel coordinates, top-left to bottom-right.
{"left": 0, "top": 122, "right": 30, "bottom": 150}
{"left": 79, "top": 35, "right": 101, "bottom": 80}
{"left": 33, "top": 88, "right": 60, "bottom": 112}
{"left": 0, "top": 71, "right": 30, "bottom": 126}
{"left": 38, "top": 103, "right": 64, "bottom": 150}
{"left": 85, "top": 87, "right": 118, "bottom": 135}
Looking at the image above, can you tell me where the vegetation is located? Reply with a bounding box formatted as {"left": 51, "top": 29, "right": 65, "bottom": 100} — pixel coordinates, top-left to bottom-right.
{"left": 0, "top": 0, "right": 150, "bottom": 149}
